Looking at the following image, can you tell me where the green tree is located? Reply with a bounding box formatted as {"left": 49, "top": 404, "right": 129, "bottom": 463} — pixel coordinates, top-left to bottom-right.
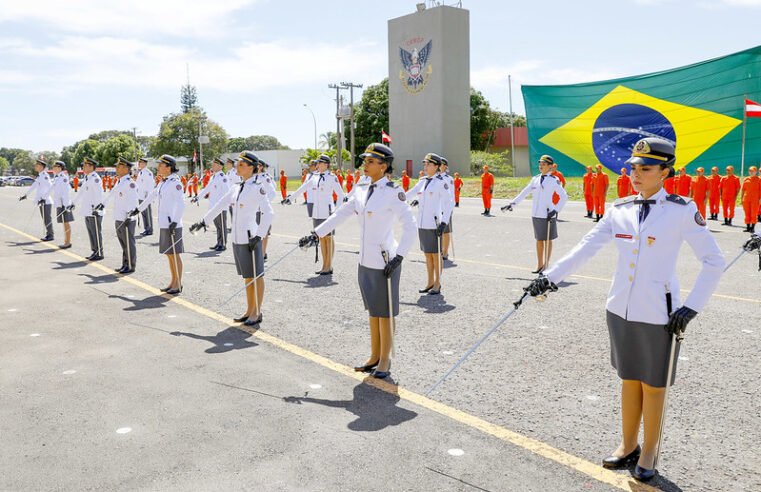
{"left": 318, "top": 132, "right": 337, "bottom": 150}
{"left": 13, "top": 151, "right": 35, "bottom": 174}
{"left": 88, "top": 130, "right": 133, "bottom": 142}
{"left": 97, "top": 134, "right": 140, "bottom": 166}
{"left": 181, "top": 83, "right": 198, "bottom": 113}
{"left": 72, "top": 139, "right": 102, "bottom": 168}
{"left": 0, "top": 147, "right": 29, "bottom": 166}
{"left": 0, "top": 156, "right": 9, "bottom": 173}
{"left": 227, "top": 137, "right": 248, "bottom": 153}
{"left": 354, "top": 78, "right": 389, "bottom": 154}
{"left": 150, "top": 108, "right": 228, "bottom": 173}
{"left": 470, "top": 88, "right": 495, "bottom": 151}
{"left": 35, "top": 151, "right": 61, "bottom": 164}
{"left": 299, "top": 148, "right": 351, "bottom": 166}
{"left": 245, "top": 135, "right": 289, "bottom": 150}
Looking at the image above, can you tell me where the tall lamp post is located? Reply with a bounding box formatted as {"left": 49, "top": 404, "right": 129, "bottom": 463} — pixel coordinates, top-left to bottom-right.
{"left": 303, "top": 104, "right": 317, "bottom": 149}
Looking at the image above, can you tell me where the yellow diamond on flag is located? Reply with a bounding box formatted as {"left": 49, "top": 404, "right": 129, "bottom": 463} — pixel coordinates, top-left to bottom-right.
{"left": 539, "top": 85, "right": 741, "bottom": 170}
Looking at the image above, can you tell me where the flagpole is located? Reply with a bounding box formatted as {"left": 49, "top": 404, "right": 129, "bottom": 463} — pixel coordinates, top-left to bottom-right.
{"left": 508, "top": 74, "right": 516, "bottom": 178}
{"left": 741, "top": 94, "right": 747, "bottom": 178}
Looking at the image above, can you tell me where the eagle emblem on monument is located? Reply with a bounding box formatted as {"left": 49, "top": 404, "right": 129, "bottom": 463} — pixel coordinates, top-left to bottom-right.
{"left": 399, "top": 40, "right": 432, "bottom": 94}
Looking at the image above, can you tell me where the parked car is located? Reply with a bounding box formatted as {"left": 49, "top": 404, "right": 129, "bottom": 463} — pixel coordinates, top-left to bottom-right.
{"left": 16, "top": 177, "right": 34, "bottom": 186}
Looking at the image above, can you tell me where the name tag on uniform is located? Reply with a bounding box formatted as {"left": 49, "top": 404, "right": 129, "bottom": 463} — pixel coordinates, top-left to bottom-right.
{"left": 615, "top": 233, "right": 633, "bottom": 239}
{"left": 647, "top": 236, "right": 656, "bottom": 246}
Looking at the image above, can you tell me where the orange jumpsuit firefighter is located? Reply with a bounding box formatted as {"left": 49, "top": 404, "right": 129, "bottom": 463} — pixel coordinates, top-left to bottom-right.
{"left": 72, "top": 175, "right": 79, "bottom": 192}
{"left": 663, "top": 176, "right": 676, "bottom": 194}
{"left": 675, "top": 168, "right": 691, "bottom": 196}
{"left": 741, "top": 166, "right": 761, "bottom": 232}
{"left": 616, "top": 168, "right": 632, "bottom": 198}
{"left": 454, "top": 172, "right": 463, "bottom": 207}
{"left": 593, "top": 164, "right": 609, "bottom": 221}
{"left": 480, "top": 165, "right": 494, "bottom": 215}
{"left": 708, "top": 167, "right": 721, "bottom": 220}
{"left": 582, "top": 166, "right": 595, "bottom": 218}
{"left": 720, "top": 166, "right": 741, "bottom": 225}
{"left": 691, "top": 167, "right": 708, "bottom": 220}
{"left": 279, "top": 170, "right": 288, "bottom": 199}
{"left": 401, "top": 170, "right": 410, "bottom": 192}
{"left": 345, "top": 171, "right": 354, "bottom": 193}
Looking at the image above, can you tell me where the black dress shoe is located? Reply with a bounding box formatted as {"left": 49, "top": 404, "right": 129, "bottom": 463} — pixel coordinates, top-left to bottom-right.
{"left": 210, "top": 245, "right": 220, "bottom": 250}
{"left": 263, "top": 254, "right": 268, "bottom": 261}
{"left": 233, "top": 315, "right": 248, "bottom": 323}
{"left": 90, "top": 255, "right": 104, "bottom": 261}
{"left": 316, "top": 269, "right": 333, "bottom": 275}
{"left": 40, "top": 236, "right": 54, "bottom": 242}
{"left": 531, "top": 266, "right": 545, "bottom": 274}
{"left": 143, "top": 230, "right": 153, "bottom": 236}
{"left": 215, "top": 245, "right": 227, "bottom": 251}
{"left": 115, "top": 266, "right": 127, "bottom": 273}
{"left": 418, "top": 285, "right": 433, "bottom": 293}
{"left": 602, "top": 445, "right": 640, "bottom": 469}
{"left": 354, "top": 361, "right": 379, "bottom": 373}
{"left": 166, "top": 286, "right": 183, "bottom": 295}
{"left": 243, "top": 315, "right": 262, "bottom": 326}
{"left": 427, "top": 288, "right": 441, "bottom": 295}
{"left": 160, "top": 287, "right": 171, "bottom": 292}
{"left": 371, "top": 369, "right": 391, "bottom": 379}
{"left": 58, "top": 244, "right": 72, "bottom": 249}
{"left": 633, "top": 464, "right": 656, "bottom": 481}
{"left": 122, "top": 268, "right": 135, "bottom": 274}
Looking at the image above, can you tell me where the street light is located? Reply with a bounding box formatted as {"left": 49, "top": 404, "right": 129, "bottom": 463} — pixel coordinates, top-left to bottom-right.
{"left": 303, "top": 103, "right": 317, "bottom": 149}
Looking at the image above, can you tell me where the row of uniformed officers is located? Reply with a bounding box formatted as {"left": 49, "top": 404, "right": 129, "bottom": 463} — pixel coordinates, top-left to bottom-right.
{"left": 18, "top": 139, "right": 761, "bottom": 482}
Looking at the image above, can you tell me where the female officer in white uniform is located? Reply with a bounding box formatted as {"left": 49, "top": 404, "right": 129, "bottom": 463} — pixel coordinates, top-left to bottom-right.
{"left": 526, "top": 138, "right": 725, "bottom": 481}
{"left": 18, "top": 158, "right": 55, "bottom": 241}
{"left": 70, "top": 157, "right": 104, "bottom": 260}
{"left": 132, "top": 155, "right": 186, "bottom": 295}
{"left": 503, "top": 154, "right": 568, "bottom": 273}
{"left": 303, "top": 154, "right": 344, "bottom": 275}
{"left": 100, "top": 158, "right": 139, "bottom": 273}
{"left": 51, "top": 160, "right": 74, "bottom": 248}
{"left": 299, "top": 143, "right": 416, "bottom": 379}
{"left": 406, "top": 153, "right": 453, "bottom": 295}
{"left": 191, "top": 151, "right": 274, "bottom": 327}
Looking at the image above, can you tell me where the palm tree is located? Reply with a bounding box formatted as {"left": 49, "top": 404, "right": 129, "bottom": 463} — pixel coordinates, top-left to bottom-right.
{"left": 318, "top": 132, "right": 337, "bottom": 150}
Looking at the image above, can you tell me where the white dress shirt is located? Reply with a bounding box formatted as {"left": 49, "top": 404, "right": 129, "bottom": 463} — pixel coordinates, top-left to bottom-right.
{"left": 405, "top": 174, "right": 454, "bottom": 229}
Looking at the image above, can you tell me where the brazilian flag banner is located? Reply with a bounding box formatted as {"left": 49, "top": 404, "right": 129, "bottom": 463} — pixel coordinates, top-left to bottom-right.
{"left": 522, "top": 46, "right": 761, "bottom": 176}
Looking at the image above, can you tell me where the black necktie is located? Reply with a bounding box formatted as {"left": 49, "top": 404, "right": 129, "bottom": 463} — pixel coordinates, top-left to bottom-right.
{"left": 424, "top": 177, "right": 433, "bottom": 190}
{"left": 237, "top": 181, "right": 245, "bottom": 199}
{"left": 366, "top": 184, "right": 376, "bottom": 203}
{"left": 318, "top": 173, "right": 325, "bottom": 186}
{"left": 540, "top": 175, "right": 547, "bottom": 185}
{"left": 634, "top": 199, "right": 656, "bottom": 224}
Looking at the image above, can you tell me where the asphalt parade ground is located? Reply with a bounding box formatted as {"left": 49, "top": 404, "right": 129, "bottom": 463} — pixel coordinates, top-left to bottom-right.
{"left": 1, "top": 186, "right": 759, "bottom": 492}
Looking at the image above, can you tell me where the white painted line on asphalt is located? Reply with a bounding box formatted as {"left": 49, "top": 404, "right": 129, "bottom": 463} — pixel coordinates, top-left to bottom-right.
{"left": 443, "top": 351, "right": 454, "bottom": 355}
{"left": 62, "top": 370, "right": 77, "bottom": 375}
{"left": 7, "top": 308, "right": 18, "bottom": 312}
{"left": 29, "top": 333, "right": 41, "bottom": 337}
{"left": 679, "top": 356, "right": 690, "bottom": 361}
{"left": 309, "top": 384, "right": 322, "bottom": 389}
{"left": 447, "top": 448, "right": 465, "bottom": 456}
{"left": 224, "top": 283, "right": 231, "bottom": 287}
{"left": 585, "top": 395, "right": 599, "bottom": 401}
{"left": 167, "top": 315, "right": 177, "bottom": 318}
{"left": 539, "top": 325, "right": 548, "bottom": 330}
{"left": 275, "top": 299, "right": 283, "bottom": 303}
{"left": 742, "top": 329, "right": 753, "bottom": 334}
{"left": 115, "top": 427, "right": 132, "bottom": 434}
{"left": 223, "top": 343, "right": 234, "bottom": 347}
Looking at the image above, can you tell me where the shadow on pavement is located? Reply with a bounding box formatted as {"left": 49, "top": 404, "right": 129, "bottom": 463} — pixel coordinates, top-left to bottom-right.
{"left": 271, "top": 276, "right": 339, "bottom": 288}
{"left": 52, "top": 260, "right": 88, "bottom": 270}
{"left": 193, "top": 250, "right": 223, "bottom": 258}
{"left": 403, "top": 294, "right": 455, "bottom": 314}
{"left": 6, "top": 240, "right": 40, "bottom": 247}
{"left": 283, "top": 381, "right": 418, "bottom": 432}
{"left": 171, "top": 327, "right": 259, "bottom": 354}
{"left": 109, "top": 293, "right": 171, "bottom": 311}
{"left": 23, "top": 247, "right": 56, "bottom": 255}
{"left": 78, "top": 272, "right": 119, "bottom": 284}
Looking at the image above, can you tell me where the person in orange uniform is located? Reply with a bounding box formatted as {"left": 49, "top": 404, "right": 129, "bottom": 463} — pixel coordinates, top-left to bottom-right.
{"left": 279, "top": 170, "right": 288, "bottom": 200}
{"left": 616, "top": 167, "right": 632, "bottom": 198}
{"left": 72, "top": 174, "right": 79, "bottom": 193}
{"left": 181, "top": 174, "right": 188, "bottom": 193}
{"left": 401, "top": 169, "right": 410, "bottom": 192}
{"left": 189, "top": 173, "right": 199, "bottom": 197}
{"left": 454, "top": 172, "right": 463, "bottom": 207}
{"left": 663, "top": 174, "right": 676, "bottom": 194}
{"left": 720, "top": 165, "right": 741, "bottom": 226}
{"left": 345, "top": 170, "right": 354, "bottom": 193}
{"left": 551, "top": 163, "right": 566, "bottom": 187}
{"left": 707, "top": 166, "right": 722, "bottom": 220}
{"left": 582, "top": 165, "right": 595, "bottom": 218}
{"left": 333, "top": 168, "right": 343, "bottom": 204}
{"left": 675, "top": 167, "right": 692, "bottom": 196}
{"left": 741, "top": 166, "right": 761, "bottom": 232}
{"left": 593, "top": 164, "right": 609, "bottom": 221}
{"left": 691, "top": 167, "right": 708, "bottom": 220}
{"left": 480, "top": 165, "right": 494, "bottom": 216}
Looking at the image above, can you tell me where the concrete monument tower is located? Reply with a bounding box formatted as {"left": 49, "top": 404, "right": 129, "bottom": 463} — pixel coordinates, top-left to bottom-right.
{"left": 388, "top": 4, "right": 470, "bottom": 175}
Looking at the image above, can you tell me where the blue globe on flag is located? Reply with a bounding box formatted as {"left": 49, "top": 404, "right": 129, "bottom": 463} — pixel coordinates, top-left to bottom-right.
{"left": 592, "top": 104, "right": 676, "bottom": 172}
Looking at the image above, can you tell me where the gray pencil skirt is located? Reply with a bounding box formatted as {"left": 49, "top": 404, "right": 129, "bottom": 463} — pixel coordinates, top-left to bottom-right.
{"left": 358, "top": 264, "right": 401, "bottom": 318}
{"left": 306, "top": 202, "right": 314, "bottom": 218}
{"left": 443, "top": 215, "right": 452, "bottom": 233}
{"left": 418, "top": 228, "right": 440, "bottom": 253}
{"left": 606, "top": 310, "right": 680, "bottom": 388}
{"left": 159, "top": 227, "right": 184, "bottom": 254}
{"left": 56, "top": 206, "right": 75, "bottom": 223}
{"left": 233, "top": 242, "right": 264, "bottom": 279}
{"left": 312, "top": 218, "right": 333, "bottom": 236}
{"left": 255, "top": 211, "right": 272, "bottom": 236}
{"left": 532, "top": 217, "right": 558, "bottom": 241}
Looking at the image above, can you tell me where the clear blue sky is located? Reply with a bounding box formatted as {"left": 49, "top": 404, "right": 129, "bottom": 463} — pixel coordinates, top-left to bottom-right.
{"left": 1, "top": 0, "right": 760, "bottom": 153}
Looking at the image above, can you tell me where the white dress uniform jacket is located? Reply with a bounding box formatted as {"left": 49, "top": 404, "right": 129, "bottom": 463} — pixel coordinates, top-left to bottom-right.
{"left": 226, "top": 168, "right": 242, "bottom": 206}
{"left": 545, "top": 188, "right": 725, "bottom": 325}
{"left": 203, "top": 176, "right": 273, "bottom": 244}
{"left": 136, "top": 167, "right": 155, "bottom": 200}
{"left": 511, "top": 173, "right": 568, "bottom": 218}
{"left": 137, "top": 173, "right": 186, "bottom": 228}
{"left": 347, "top": 175, "right": 370, "bottom": 200}
{"left": 26, "top": 171, "right": 53, "bottom": 205}
{"left": 405, "top": 175, "right": 454, "bottom": 229}
{"left": 201, "top": 171, "right": 230, "bottom": 209}
{"left": 256, "top": 172, "right": 277, "bottom": 202}
{"left": 291, "top": 172, "right": 318, "bottom": 203}
{"left": 440, "top": 172, "right": 455, "bottom": 217}
{"left": 102, "top": 175, "right": 139, "bottom": 221}
{"left": 308, "top": 172, "right": 344, "bottom": 219}
{"left": 315, "top": 177, "right": 417, "bottom": 269}
{"left": 52, "top": 171, "right": 72, "bottom": 208}
{"left": 71, "top": 171, "right": 104, "bottom": 217}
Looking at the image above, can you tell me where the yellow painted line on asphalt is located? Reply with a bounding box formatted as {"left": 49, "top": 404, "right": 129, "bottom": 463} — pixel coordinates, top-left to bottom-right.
{"left": 272, "top": 233, "right": 761, "bottom": 305}
{"left": 0, "top": 221, "right": 657, "bottom": 491}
